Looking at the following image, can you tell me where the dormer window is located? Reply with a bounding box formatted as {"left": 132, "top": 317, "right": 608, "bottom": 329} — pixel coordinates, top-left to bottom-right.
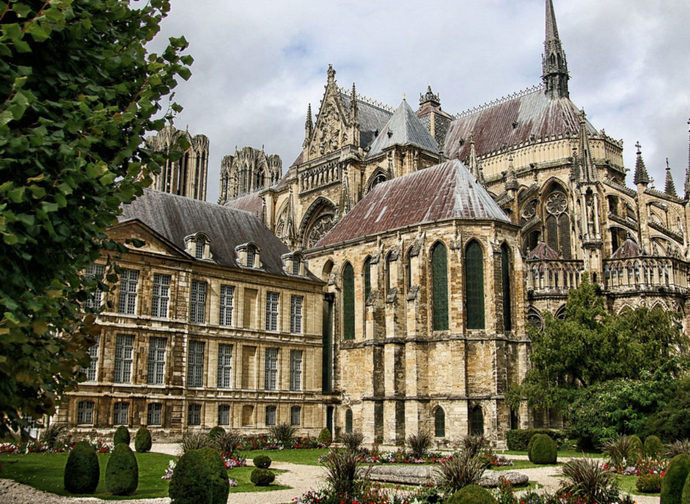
{"left": 184, "top": 232, "right": 212, "bottom": 261}
{"left": 236, "top": 242, "right": 262, "bottom": 269}
{"left": 282, "top": 252, "right": 303, "bottom": 276}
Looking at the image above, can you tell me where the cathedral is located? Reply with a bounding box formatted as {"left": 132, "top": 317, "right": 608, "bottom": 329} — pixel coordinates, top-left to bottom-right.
{"left": 58, "top": 0, "right": 689, "bottom": 446}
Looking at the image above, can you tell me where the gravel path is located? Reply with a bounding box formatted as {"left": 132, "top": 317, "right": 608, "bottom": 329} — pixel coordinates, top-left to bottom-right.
{"left": 0, "top": 445, "right": 660, "bottom": 504}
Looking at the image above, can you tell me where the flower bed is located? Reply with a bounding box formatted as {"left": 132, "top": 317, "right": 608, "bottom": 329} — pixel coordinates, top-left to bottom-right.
{"left": 0, "top": 438, "right": 110, "bottom": 455}
{"left": 603, "top": 457, "right": 668, "bottom": 477}
{"left": 238, "top": 435, "right": 327, "bottom": 451}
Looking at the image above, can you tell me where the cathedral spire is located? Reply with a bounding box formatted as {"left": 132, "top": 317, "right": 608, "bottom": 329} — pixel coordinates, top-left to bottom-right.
{"left": 303, "top": 103, "right": 313, "bottom": 149}
{"left": 542, "top": 0, "right": 569, "bottom": 99}
{"left": 665, "top": 158, "right": 677, "bottom": 197}
{"left": 685, "top": 118, "right": 690, "bottom": 199}
{"left": 350, "top": 82, "right": 358, "bottom": 123}
{"left": 633, "top": 141, "right": 649, "bottom": 186}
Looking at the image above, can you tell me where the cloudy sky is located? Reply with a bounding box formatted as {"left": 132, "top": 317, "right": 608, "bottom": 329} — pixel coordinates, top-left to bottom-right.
{"left": 153, "top": 0, "right": 690, "bottom": 204}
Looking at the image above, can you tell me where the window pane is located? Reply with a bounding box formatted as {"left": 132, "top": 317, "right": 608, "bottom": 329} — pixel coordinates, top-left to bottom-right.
{"left": 218, "top": 405, "right": 230, "bottom": 426}
{"left": 343, "top": 263, "right": 355, "bottom": 339}
{"left": 465, "top": 241, "right": 485, "bottom": 329}
{"left": 219, "top": 285, "right": 235, "bottom": 326}
{"left": 432, "top": 243, "right": 448, "bottom": 330}
{"left": 147, "top": 403, "right": 162, "bottom": 425}
{"left": 85, "top": 264, "right": 106, "bottom": 309}
{"left": 113, "top": 402, "right": 129, "bottom": 425}
{"left": 147, "top": 337, "right": 167, "bottom": 385}
{"left": 290, "top": 295, "right": 303, "bottom": 334}
{"left": 118, "top": 269, "right": 139, "bottom": 314}
{"left": 151, "top": 274, "right": 171, "bottom": 318}
{"left": 265, "top": 405, "right": 276, "bottom": 426}
{"left": 83, "top": 336, "right": 99, "bottom": 382}
{"left": 291, "top": 406, "right": 301, "bottom": 426}
{"left": 187, "top": 341, "right": 205, "bottom": 387}
{"left": 78, "top": 401, "right": 94, "bottom": 424}
{"left": 290, "top": 350, "right": 302, "bottom": 391}
{"left": 217, "top": 344, "right": 233, "bottom": 388}
{"left": 190, "top": 280, "right": 207, "bottom": 324}
{"left": 114, "top": 334, "right": 134, "bottom": 383}
{"left": 265, "top": 348, "right": 278, "bottom": 390}
{"left": 188, "top": 404, "right": 201, "bottom": 425}
{"left": 265, "top": 292, "right": 279, "bottom": 331}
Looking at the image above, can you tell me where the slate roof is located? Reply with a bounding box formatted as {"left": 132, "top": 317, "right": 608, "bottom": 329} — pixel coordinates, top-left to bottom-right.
{"left": 340, "top": 92, "right": 393, "bottom": 149}
{"left": 223, "top": 191, "right": 263, "bottom": 217}
{"left": 119, "top": 189, "right": 292, "bottom": 276}
{"left": 315, "top": 159, "right": 510, "bottom": 247}
{"left": 611, "top": 238, "right": 642, "bottom": 259}
{"left": 443, "top": 85, "right": 597, "bottom": 160}
{"left": 367, "top": 99, "right": 440, "bottom": 158}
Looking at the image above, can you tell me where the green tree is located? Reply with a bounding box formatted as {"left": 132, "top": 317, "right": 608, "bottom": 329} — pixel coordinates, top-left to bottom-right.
{"left": 0, "top": 0, "right": 191, "bottom": 435}
{"left": 508, "top": 276, "right": 686, "bottom": 414}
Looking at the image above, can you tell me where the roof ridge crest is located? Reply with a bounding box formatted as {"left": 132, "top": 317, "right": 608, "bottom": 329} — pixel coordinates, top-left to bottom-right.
{"left": 455, "top": 84, "right": 545, "bottom": 118}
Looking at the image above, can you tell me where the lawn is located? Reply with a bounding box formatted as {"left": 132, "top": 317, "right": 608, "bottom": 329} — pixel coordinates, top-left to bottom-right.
{"left": 499, "top": 450, "right": 604, "bottom": 459}
{"left": 491, "top": 459, "right": 560, "bottom": 471}
{"left": 240, "top": 448, "right": 329, "bottom": 466}
{"left": 0, "top": 452, "right": 287, "bottom": 499}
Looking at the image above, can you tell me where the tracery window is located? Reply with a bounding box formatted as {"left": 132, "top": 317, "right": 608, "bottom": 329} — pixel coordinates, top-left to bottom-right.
{"left": 501, "top": 244, "right": 512, "bottom": 331}
{"left": 465, "top": 241, "right": 485, "bottom": 329}
{"left": 363, "top": 257, "right": 371, "bottom": 301}
{"left": 544, "top": 190, "right": 571, "bottom": 259}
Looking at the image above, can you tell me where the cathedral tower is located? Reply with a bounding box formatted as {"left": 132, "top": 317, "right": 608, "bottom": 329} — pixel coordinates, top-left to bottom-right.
{"left": 542, "top": 0, "right": 569, "bottom": 99}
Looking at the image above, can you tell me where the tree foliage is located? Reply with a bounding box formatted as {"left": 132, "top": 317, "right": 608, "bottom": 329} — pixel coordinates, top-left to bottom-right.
{"left": 0, "top": 0, "right": 192, "bottom": 434}
{"left": 508, "top": 276, "right": 687, "bottom": 415}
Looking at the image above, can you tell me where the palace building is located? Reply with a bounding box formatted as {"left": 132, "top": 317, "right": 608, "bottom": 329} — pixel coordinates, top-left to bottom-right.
{"left": 59, "top": 0, "right": 690, "bottom": 445}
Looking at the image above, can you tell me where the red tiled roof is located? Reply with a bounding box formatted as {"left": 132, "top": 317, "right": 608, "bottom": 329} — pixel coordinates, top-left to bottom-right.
{"left": 315, "top": 159, "right": 510, "bottom": 248}
{"left": 443, "top": 86, "right": 597, "bottom": 160}
{"left": 611, "top": 239, "right": 642, "bottom": 259}
{"left": 528, "top": 241, "right": 559, "bottom": 260}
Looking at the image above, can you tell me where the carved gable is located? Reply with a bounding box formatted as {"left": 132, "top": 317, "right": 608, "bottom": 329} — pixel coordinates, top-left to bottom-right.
{"left": 109, "top": 220, "right": 189, "bottom": 260}
{"left": 307, "top": 66, "right": 350, "bottom": 159}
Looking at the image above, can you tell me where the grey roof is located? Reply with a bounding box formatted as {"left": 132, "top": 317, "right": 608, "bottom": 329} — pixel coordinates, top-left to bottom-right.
{"left": 316, "top": 159, "right": 510, "bottom": 247}
{"left": 119, "top": 189, "right": 293, "bottom": 276}
{"left": 366, "top": 99, "right": 440, "bottom": 158}
{"left": 340, "top": 92, "right": 393, "bottom": 149}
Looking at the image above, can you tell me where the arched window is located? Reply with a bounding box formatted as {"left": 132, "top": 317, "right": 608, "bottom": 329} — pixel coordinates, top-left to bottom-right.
{"left": 363, "top": 257, "right": 371, "bottom": 301}
{"left": 343, "top": 263, "right": 355, "bottom": 340}
{"left": 501, "top": 244, "right": 512, "bottom": 331}
{"left": 470, "top": 405, "right": 484, "bottom": 436}
{"left": 385, "top": 252, "right": 393, "bottom": 293}
{"left": 431, "top": 242, "right": 448, "bottom": 330}
{"left": 434, "top": 407, "right": 445, "bottom": 437}
{"left": 544, "top": 189, "right": 571, "bottom": 259}
{"left": 345, "top": 408, "right": 353, "bottom": 434}
{"left": 465, "top": 240, "right": 485, "bottom": 329}
{"left": 405, "top": 247, "right": 413, "bottom": 291}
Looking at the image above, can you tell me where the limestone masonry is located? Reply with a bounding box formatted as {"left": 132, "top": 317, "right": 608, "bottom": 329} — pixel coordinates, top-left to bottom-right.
{"left": 59, "top": 0, "right": 690, "bottom": 446}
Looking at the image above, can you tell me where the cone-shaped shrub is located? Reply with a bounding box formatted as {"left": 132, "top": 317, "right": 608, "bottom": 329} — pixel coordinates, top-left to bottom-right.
{"left": 644, "top": 435, "right": 664, "bottom": 458}
{"left": 64, "top": 441, "right": 100, "bottom": 494}
{"left": 105, "top": 443, "right": 138, "bottom": 495}
{"left": 113, "top": 425, "right": 130, "bottom": 445}
{"left": 251, "top": 468, "right": 275, "bottom": 486}
{"left": 253, "top": 454, "right": 272, "bottom": 468}
{"left": 528, "top": 433, "right": 557, "bottom": 464}
{"left": 663, "top": 454, "right": 690, "bottom": 504}
{"left": 447, "top": 484, "right": 497, "bottom": 504}
{"left": 169, "top": 447, "right": 229, "bottom": 504}
{"left": 134, "top": 427, "right": 152, "bottom": 453}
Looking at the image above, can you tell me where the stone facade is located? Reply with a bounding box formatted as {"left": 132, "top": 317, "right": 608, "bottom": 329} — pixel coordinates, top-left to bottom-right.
{"left": 218, "top": 146, "right": 282, "bottom": 205}
{"left": 57, "top": 191, "right": 325, "bottom": 439}
{"left": 148, "top": 126, "right": 209, "bottom": 201}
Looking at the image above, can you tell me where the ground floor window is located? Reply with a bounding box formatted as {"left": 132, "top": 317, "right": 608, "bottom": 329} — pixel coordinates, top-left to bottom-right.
{"left": 188, "top": 404, "right": 201, "bottom": 426}
{"left": 290, "top": 406, "right": 301, "bottom": 426}
{"left": 147, "top": 403, "right": 162, "bottom": 425}
{"left": 434, "top": 407, "right": 445, "bottom": 437}
{"left": 77, "top": 401, "right": 94, "bottom": 425}
{"left": 113, "top": 402, "right": 129, "bottom": 425}
{"left": 218, "top": 404, "right": 230, "bottom": 426}
{"left": 265, "top": 405, "right": 276, "bottom": 426}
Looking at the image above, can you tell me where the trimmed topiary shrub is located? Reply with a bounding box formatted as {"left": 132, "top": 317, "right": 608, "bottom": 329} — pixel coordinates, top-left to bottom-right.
{"left": 169, "top": 447, "right": 229, "bottom": 504}
{"left": 318, "top": 427, "right": 332, "bottom": 445}
{"left": 251, "top": 468, "right": 275, "bottom": 487}
{"left": 506, "top": 429, "right": 566, "bottom": 451}
{"left": 637, "top": 473, "right": 662, "bottom": 493}
{"left": 661, "top": 454, "right": 690, "bottom": 504}
{"left": 447, "top": 484, "right": 497, "bottom": 504}
{"left": 644, "top": 435, "right": 664, "bottom": 458}
{"left": 253, "top": 454, "right": 272, "bottom": 469}
{"left": 528, "top": 433, "right": 557, "bottom": 464}
{"left": 64, "top": 441, "right": 100, "bottom": 494}
{"left": 628, "top": 434, "right": 643, "bottom": 461}
{"left": 113, "top": 425, "right": 130, "bottom": 445}
{"left": 208, "top": 426, "right": 225, "bottom": 440}
{"left": 105, "top": 442, "right": 138, "bottom": 495}
{"left": 134, "top": 427, "right": 152, "bottom": 453}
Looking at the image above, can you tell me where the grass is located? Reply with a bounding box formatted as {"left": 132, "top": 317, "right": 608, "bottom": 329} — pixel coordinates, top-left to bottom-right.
{"left": 240, "top": 448, "right": 329, "bottom": 466}
{"left": 491, "top": 459, "right": 560, "bottom": 471}
{"left": 615, "top": 474, "right": 660, "bottom": 496}
{"left": 0, "top": 452, "right": 288, "bottom": 498}
{"left": 500, "top": 449, "right": 604, "bottom": 458}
